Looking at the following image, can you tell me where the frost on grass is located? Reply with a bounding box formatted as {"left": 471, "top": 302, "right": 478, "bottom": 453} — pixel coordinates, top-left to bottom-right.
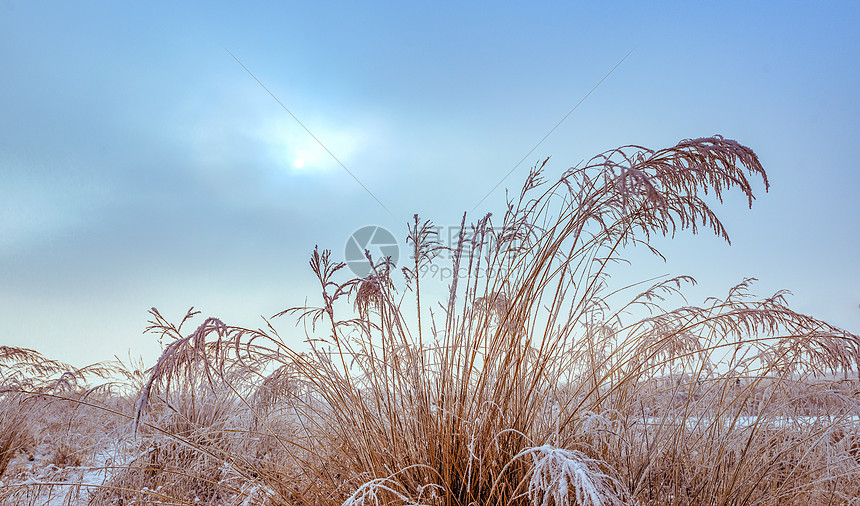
{"left": 342, "top": 476, "right": 442, "bottom": 506}
{"left": 521, "top": 445, "right": 629, "bottom": 506}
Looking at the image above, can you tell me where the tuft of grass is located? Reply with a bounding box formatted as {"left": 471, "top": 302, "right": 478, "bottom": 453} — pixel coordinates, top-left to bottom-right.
{"left": 3, "top": 136, "right": 859, "bottom": 505}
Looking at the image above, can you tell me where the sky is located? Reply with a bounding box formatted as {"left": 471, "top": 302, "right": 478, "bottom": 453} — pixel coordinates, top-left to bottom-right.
{"left": 1, "top": 2, "right": 858, "bottom": 367}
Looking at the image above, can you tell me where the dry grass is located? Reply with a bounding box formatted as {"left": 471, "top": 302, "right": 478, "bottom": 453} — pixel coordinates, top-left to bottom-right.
{"left": 1, "top": 135, "right": 858, "bottom": 505}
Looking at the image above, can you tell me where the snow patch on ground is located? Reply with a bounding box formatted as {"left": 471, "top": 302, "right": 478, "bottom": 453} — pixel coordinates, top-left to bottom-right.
{"left": 3, "top": 437, "right": 138, "bottom": 505}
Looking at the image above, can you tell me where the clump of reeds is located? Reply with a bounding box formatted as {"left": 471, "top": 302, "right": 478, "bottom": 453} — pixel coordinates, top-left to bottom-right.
{"left": 13, "top": 135, "right": 856, "bottom": 505}
{"left": 0, "top": 346, "right": 133, "bottom": 505}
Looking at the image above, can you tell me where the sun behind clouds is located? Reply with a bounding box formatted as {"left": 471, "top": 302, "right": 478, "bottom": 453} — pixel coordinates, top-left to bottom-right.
{"left": 259, "top": 116, "right": 363, "bottom": 174}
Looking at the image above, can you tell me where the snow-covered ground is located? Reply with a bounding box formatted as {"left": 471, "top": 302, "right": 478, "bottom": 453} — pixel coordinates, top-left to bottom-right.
{"left": 2, "top": 437, "right": 138, "bottom": 505}
{"left": 634, "top": 414, "right": 860, "bottom": 430}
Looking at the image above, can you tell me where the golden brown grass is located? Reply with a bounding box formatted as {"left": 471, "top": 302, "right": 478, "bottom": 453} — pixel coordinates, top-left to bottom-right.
{"left": 1, "top": 136, "right": 858, "bottom": 505}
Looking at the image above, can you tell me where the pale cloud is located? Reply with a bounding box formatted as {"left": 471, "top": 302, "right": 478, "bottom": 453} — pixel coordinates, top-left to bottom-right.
{"left": 0, "top": 152, "right": 112, "bottom": 255}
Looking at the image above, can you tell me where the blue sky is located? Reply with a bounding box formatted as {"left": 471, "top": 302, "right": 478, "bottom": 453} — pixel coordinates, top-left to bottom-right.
{"left": 1, "top": 2, "right": 858, "bottom": 366}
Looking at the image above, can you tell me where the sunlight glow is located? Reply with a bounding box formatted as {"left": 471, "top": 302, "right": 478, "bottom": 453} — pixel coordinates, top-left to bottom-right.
{"left": 259, "top": 117, "right": 363, "bottom": 174}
